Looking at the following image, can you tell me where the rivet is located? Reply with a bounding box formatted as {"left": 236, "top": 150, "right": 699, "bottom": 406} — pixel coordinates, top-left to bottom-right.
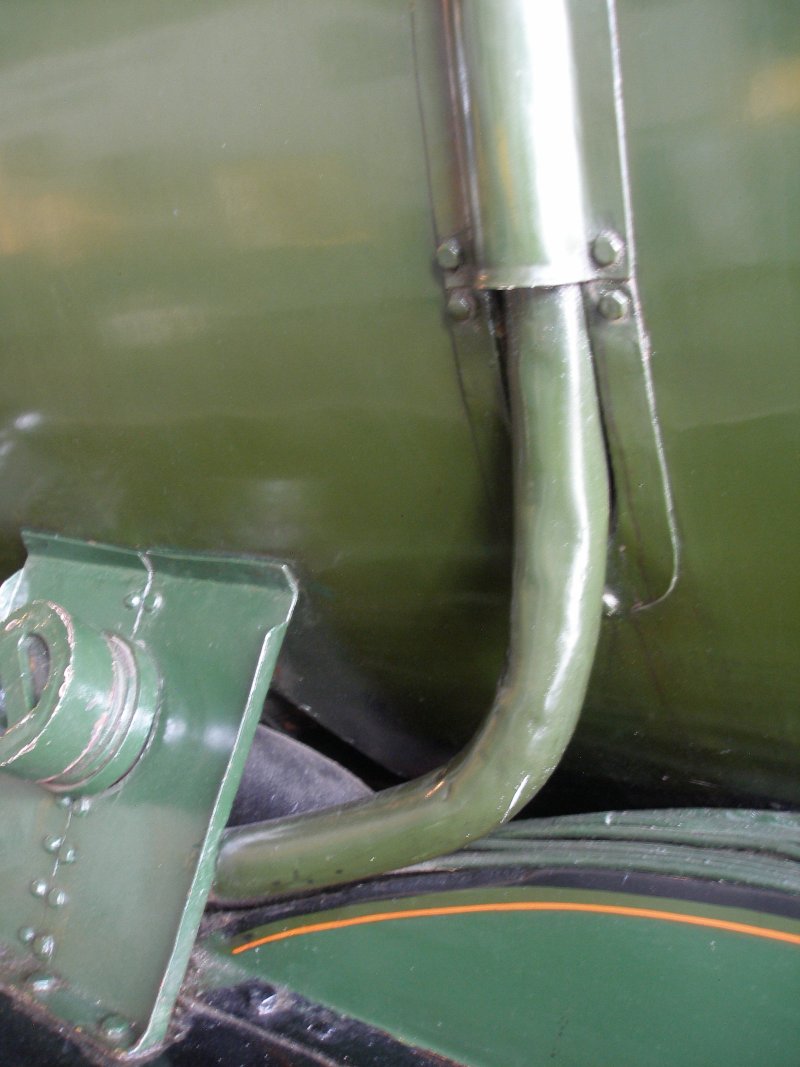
{"left": 30, "top": 879, "right": 48, "bottom": 898}
{"left": 72, "top": 797, "right": 92, "bottom": 817}
{"left": 18, "top": 926, "right": 36, "bottom": 945}
{"left": 43, "top": 834, "right": 64, "bottom": 854}
{"left": 446, "top": 289, "right": 475, "bottom": 322}
{"left": 47, "top": 888, "right": 68, "bottom": 909}
{"left": 597, "top": 289, "right": 630, "bottom": 322}
{"left": 27, "top": 972, "right": 58, "bottom": 995}
{"left": 590, "top": 231, "right": 625, "bottom": 268}
{"left": 435, "top": 236, "right": 464, "bottom": 271}
{"left": 142, "top": 592, "right": 163, "bottom": 614}
{"left": 602, "top": 590, "right": 623, "bottom": 618}
{"left": 32, "top": 934, "right": 55, "bottom": 961}
{"left": 99, "top": 1014, "right": 134, "bottom": 1049}
{"left": 124, "top": 593, "right": 142, "bottom": 610}
{"left": 61, "top": 846, "right": 78, "bottom": 864}
{"left": 56, "top": 796, "right": 73, "bottom": 809}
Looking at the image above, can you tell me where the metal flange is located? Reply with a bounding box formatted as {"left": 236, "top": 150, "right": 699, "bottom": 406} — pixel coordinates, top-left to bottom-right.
{"left": 0, "top": 600, "right": 158, "bottom": 795}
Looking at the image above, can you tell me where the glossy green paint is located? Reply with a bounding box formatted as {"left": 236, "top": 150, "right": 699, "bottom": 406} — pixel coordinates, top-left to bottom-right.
{"left": 0, "top": 0, "right": 509, "bottom": 763}
{"left": 585, "top": 284, "right": 678, "bottom": 609}
{"left": 0, "top": 0, "right": 797, "bottom": 806}
{"left": 572, "top": 0, "right": 800, "bottom": 803}
{"left": 0, "top": 533, "right": 295, "bottom": 1055}
{"left": 206, "top": 877, "right": 800, "bottom": 1066}
{"left": 214, "top": 285, "right": 609, "bottom": 902}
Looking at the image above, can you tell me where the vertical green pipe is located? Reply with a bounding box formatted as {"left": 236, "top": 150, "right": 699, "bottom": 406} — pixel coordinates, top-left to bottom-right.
{"left": 213, "top": 285, "right": 609, "bottom": 903}
{"left": 457, "top": 0, "right": 593, "bottom": 288}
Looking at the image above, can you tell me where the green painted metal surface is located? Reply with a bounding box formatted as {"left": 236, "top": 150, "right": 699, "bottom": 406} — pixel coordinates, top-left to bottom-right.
{"left": 0, "top": 0, "right": 796, "bottom": 804}
{"left": 573, "top": 0, "right": 800, "bottom": 802}
{"left": 0, "top": 0, "right": 509, "bottom": 772}
{"left": 0, "top": 533, "right": 295, "bottom": 1056}
{"left": 0, "top": 3, "right": 795, "bottom": 1061}
{"left": 585, "top": 283, "right": 678, "bottom": 610}
{"left": 208, "top": 878, "right": 800, "bottom": 1066}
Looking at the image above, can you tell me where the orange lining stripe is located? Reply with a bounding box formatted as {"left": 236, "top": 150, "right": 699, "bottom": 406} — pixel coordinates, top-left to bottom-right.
{"left": 231, "top": 901, "right": 800, "bottom": 955}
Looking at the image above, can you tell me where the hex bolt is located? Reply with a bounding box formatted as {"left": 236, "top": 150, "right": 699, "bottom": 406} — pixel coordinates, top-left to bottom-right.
{"left": 43, "top": 834, "right": 64, "bottom": 854}
{"left": 597, "top": 289, "right": 630, "bottom": 322}
{"left": 18, "top": 926, "right": 36, "bottom": 945}
{"left": 32, "top": 934, "right": 55, "bottom": 961}
{"left": 47, "top": 888, "right": 68, "bottom": 909}
{"left": 99, "top": 1014, "right": 134, "bottom": 1049}
{"left": 446, "top": 289, "right": 476, "bottom": 322}
{"left": 30, "top": 879, "right": 48, "bottom": 898}
{"left": 27, "top": 972, "right": 58, "bottom": 995}
{"left": 590, "top": 231, "right": 625, "bottom": 268}
{"left": 436, "top": 236, "right": 464, "bottom": 271}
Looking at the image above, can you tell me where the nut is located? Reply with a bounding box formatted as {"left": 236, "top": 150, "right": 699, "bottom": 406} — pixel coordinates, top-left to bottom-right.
{"left": 446, "top": 289, "right": 476, "bottom": 322}
{"left": 590, "top": 231, "right": 625, "bottom": 268}
{"left": 597, "top": 289, "right": 630, "bottom": 322}
{"left": 435, "top": 237, "right": 464, "bottom": 271}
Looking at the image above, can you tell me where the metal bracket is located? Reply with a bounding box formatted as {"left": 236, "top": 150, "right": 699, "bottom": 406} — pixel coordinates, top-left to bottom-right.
{"left": 0, "top": 532, "right": 296, "bottom": 1057}
{"left": 584, "top": 282, "right": 679, "bottom": 610}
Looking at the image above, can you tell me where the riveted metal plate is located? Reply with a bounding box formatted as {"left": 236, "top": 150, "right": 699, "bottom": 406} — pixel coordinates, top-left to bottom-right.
{"left": 0, "top": 532, "right": 296, "bottom": 1057}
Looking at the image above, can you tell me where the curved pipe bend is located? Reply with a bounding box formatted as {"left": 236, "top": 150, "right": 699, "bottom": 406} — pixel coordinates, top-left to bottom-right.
{"left": 213, "top": 285, "right": 609, "bottom": 904}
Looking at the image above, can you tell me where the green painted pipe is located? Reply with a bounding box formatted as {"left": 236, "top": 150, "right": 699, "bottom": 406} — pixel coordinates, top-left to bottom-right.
{"left": 212, "top": 285, "right": 609, "bottom": 903}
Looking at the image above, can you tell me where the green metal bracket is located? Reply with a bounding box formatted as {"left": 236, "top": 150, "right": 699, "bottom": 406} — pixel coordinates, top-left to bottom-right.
{"left": 0, "top": 532, "right": 296, "bottom": 1057}
{"left": 584, "top": 282, "right": 679, "bottom": 611}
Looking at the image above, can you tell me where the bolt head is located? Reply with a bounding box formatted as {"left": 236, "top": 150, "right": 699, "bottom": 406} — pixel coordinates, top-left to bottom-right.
{"left": 43, "top": 834, "right": 63, "bottom": 854}
{"left": 47, "top": 888, "right": 68, "bottom": 909}
{"left": 30, "top": 879, "right": 48, "bottom": 898}
{"left": 446, "top": 289, "right": 475, "bottom": 322}
{"left": 597, "top": 289, "right": 630, "bottom": 322}
{"left": 61, "top": 845, "right": 78, "bottom": 864}
{"left": 435, "top": 236, "right": 464, "bottom": 271}
{"left": 27, "top": 972, "right": 58, "bottom": 995}
{"left": 602, "top": 590, "right": 623, "bottom": 618}
{"left": 32, "top": 934, "right": 55, "bottom": 961}
{"left": 590, "top": 231, "right": 625, "bottom": 268}
{"left": 18, "top": 926, "right": 36, "bottom": 945}
{"left": 99, "top": 1014, "right": 134, "bottom": 1049}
